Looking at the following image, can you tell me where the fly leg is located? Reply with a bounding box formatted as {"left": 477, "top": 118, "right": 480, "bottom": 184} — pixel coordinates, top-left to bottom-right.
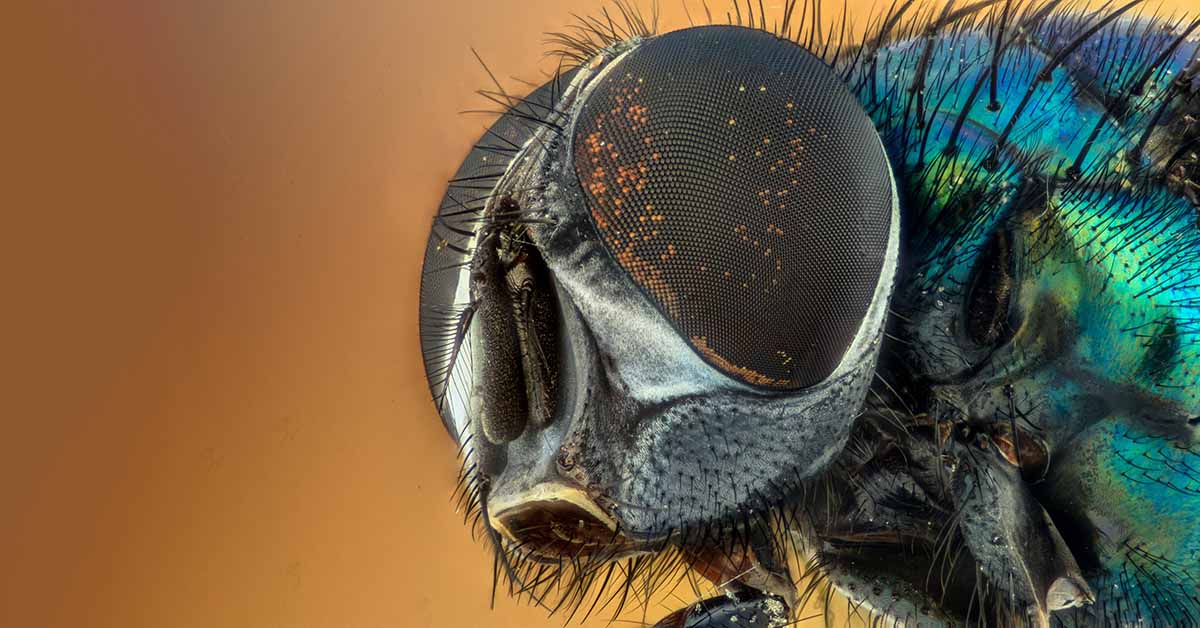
{"left": 652, "top": 588, "right": 790, "bottom": 628}
{"left": 652, "top": 526, "right": 797, "bottom": 628}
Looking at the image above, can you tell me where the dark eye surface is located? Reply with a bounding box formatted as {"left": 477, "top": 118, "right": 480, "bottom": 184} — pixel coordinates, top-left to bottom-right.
{"left": 572, "top": 26, "right": 894, "bottom": 389}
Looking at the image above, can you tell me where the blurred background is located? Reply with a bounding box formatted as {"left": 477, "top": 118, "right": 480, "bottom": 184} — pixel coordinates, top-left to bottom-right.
{"left": 0, "top": 1, "right": 1191, "bottom": 627}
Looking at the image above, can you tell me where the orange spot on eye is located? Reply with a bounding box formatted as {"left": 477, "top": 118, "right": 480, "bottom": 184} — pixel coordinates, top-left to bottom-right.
{"left": 690, "top": 336, "right": 790, "bottom": 388}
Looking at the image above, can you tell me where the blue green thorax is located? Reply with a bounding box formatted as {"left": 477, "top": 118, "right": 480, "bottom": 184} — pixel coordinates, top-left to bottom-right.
{"left": 842, "top": 10, "right": 1200, "bottom": 625}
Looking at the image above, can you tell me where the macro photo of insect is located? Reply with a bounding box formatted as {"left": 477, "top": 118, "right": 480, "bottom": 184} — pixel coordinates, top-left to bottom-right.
{"left": 419, "top": 0, "right": 1200, "bottom": 625}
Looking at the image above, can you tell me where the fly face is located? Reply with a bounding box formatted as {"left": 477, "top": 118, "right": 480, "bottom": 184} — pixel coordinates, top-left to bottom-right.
{"left": 420, "top": 20, "right": 897, "bottom": 610}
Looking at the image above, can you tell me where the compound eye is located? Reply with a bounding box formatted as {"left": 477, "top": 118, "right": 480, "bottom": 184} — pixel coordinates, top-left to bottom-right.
{"left": 572, "top": 26, "right": 894, "bottom": 390}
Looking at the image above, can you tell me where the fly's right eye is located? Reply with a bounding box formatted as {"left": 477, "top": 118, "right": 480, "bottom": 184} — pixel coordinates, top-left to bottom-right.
{"left": 570, "top": 26, "right": 896, "bottom": 390}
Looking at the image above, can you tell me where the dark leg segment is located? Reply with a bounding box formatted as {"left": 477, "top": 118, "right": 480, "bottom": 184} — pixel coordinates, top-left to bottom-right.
{"left": 653, "top": 589, "right": 790, "bottom": 628}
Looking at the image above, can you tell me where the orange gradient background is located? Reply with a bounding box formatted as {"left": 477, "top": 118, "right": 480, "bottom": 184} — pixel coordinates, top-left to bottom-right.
{"left": 1, "top": 1, "right": 1192, "bottom": 627}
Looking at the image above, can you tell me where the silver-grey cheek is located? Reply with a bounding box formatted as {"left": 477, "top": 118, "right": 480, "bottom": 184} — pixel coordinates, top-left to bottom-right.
{"left": 609, "top": 348, "right": 877, "bottom": 535}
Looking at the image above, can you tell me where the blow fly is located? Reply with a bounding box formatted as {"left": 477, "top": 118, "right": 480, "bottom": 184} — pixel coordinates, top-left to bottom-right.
{"left": 419, "top": 1, "right": 1200, "bottom": 625}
